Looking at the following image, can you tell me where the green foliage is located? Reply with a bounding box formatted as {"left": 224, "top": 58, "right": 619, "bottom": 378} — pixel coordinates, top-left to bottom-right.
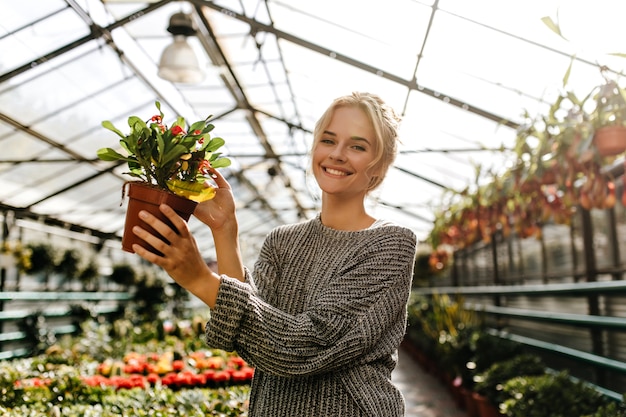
{"left": 17, "top": 311, "right": 57, "bottom": 355}
{"left": 0, "top": 385, "right": 250, "bottom": 416}
{"left": 98, "top": 101, "right": 231, "bottom": 192}
{"left": 0, "top": 362, "right": 20, "bottom": 406}
{"left": 0, "top": 240, "right": 32, "bottom": 272}
{"left": 26, "top": 242, "right": 56, "bottom": 274}
{"left": 407, "top": 292, "right": 484, "bottom": 384}
{"left": 55, "top": 248, "right": 83, "bottom": 277}
{"left": 473, "top": 353, "right": 546, "bottom": 407}
{"left": 109, "top": 263, "right": 137, "bottom": 286}
{"left": 583, "top": 402, "right": 626, "bottom": 417}
{"left": 470, "top": 332, "right": 523, "bottom": 374}
{"left": 0, "top": 316, "right": 249, "bottom": 416}
{"left": 501, "top": 371, "right": 608, "bottom": 417}
{"left": 78, "top": 259, "right": 99, "bottom": 288}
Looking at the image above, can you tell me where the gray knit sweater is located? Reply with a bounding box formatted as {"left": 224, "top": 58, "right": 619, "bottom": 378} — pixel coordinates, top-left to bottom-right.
{"left": 205, "top": 215, "right": 417, "bottom": 416}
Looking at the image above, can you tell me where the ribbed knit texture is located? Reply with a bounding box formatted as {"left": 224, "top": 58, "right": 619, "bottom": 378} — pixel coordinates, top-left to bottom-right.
{"left": 205, "top": 215, "right": 417, "bottom": 416}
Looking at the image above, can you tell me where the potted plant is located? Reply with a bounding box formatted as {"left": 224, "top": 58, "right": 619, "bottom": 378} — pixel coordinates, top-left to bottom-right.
{"left": 78, "top": 258, "right": 99, "bottom": 291}
{"left": 54, "top": 248, "right": 84, "bottom": 290}
{"left": 500, "top": 370, "right": 609, "bottom": 417}
{"left": 109, "top": 263, "right": 137, "bottom": 288}
{"left": 26, "top": 242, "right": 57, "bottom": 289}
{"left": 97, "top": 101, "right": 231, "bottom": 254}
{"left": 590, "top": 67, "right": 626, "bottom": 157}
{"left": 0, "top": 240, "right": 32, "bottom": 273}
{"left": 473, "top": 353, "right": 546, "bottom": 416}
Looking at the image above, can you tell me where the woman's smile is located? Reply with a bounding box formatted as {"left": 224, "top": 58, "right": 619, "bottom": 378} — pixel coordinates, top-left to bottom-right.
{"left": 324, "top": 167, "right": 351, "bottom": 176}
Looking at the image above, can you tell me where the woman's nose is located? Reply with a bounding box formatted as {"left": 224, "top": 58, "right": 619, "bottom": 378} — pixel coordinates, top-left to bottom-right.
{"left": 329, "top": 146, "right": 346, "bottom": 161}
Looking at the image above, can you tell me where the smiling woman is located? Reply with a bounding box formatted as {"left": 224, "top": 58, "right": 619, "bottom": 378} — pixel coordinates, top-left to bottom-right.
{"left": 129, "top": 92, "right": 418, "bottom": 417}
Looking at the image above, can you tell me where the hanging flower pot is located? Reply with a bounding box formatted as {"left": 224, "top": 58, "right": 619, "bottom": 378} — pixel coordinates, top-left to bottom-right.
{"left": 592, "top": 125, "right": 626, "bottom": 156}
{"left": 122, "top": 182, "right": 198, "bottom": 255}
{"left": 590, "top": 75, "right": 626, "bottom": 156}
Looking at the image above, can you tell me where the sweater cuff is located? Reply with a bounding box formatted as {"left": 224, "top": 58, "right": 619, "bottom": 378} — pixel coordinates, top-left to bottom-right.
{"left": 204, "top": 276, "right": 249, "bottom": 351}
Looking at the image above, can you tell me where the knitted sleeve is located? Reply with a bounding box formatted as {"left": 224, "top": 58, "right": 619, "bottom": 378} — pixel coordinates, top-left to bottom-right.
{"left": 205, "top": 225, "right": 416, "bottom": 377}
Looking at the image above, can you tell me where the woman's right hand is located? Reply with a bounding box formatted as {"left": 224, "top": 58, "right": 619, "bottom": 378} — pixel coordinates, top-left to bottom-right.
{"left": 194, "top": 167, "right": 237, "bottom": 232}
{"left": 195, "top": 168, "right": 245, "bottom": 281}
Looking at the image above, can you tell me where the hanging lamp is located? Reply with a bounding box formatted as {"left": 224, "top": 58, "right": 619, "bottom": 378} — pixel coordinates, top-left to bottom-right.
{"left": 158, "top": 12, "right": 204, "bottom": 84}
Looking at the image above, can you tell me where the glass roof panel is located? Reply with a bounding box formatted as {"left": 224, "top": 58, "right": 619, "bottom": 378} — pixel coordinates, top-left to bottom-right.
{"left": 0, "top": 2, "right": 88, "bottom": 73}
{"left": 266, "top": 0, "right": 431, "bottom": 80}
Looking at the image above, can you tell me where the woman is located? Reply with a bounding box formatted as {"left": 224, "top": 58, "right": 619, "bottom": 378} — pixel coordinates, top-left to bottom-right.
{"left": 132, "top": 92, "right": 417, "bottom": 416}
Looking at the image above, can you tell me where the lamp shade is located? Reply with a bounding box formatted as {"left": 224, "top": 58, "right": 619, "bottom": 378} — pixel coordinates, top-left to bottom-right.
{"left": 158, "top": 35, "right": 204, "bottom": 84}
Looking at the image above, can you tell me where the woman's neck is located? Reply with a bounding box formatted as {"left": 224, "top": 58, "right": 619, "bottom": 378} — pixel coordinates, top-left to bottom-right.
{"left": 320, "top": 194, "right": 375, "bottom": 231}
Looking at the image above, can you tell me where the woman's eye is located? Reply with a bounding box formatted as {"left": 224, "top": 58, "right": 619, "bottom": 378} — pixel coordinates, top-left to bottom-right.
{"left": 352, "top": 145, "right": 367, "bottom": 151}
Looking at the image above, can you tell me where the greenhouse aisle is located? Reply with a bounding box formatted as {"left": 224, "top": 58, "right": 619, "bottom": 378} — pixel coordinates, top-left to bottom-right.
{"left": 392, "top": 345, "right": 468, "bottom": 417}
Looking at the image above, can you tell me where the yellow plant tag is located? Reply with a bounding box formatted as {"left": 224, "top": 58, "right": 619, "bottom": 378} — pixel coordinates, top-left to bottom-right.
{"left": 167, "top": 180, "right": 216, "bottom": 202}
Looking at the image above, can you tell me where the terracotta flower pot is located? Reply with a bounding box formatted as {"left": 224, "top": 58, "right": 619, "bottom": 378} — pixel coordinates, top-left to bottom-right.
{"left": 462, "top": 388, "right": 479, "bottom": 417}
{"left": 472, "top": 392, "right": 503, "bottom": 417}
{"left": 122, "top": 182, "right": 198, "bottom": 255}
{"left": 593, "top": 125, "right": 626, "bottom": 156}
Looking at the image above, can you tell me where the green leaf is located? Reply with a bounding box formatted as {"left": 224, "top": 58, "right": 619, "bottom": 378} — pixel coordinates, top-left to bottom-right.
{"left": 541, "top": 16, "right": 564, "bottom": 39}
{"left": 119, "top": 139, "right": 132, "bottom": 155}
{"left": 155, "top": 101, "right": 163, "bottom": 119}
{"left": 101, "top": 121, "right": 126, "bottom": 139}
{"left": 128, "top": 116, "right": 146, "bottom": 132}
{"left": 96, "top": 148, "right": 126, "bottom": 161}
{"left": 156, "top": 132, "right": 166, "bottom": 165}
{"left": 206, "top": 137, "right": 226, "bottom": 152}
{"left": 161, "top": 144, "right": 189, "bottom": 166}
{"left": 210, "top": 157, "right": 231, "bottom": 169}
{"left": 189, "top": 120, "right": 207, "bottom": 133}
{"left": 562, "top": 56, "right": 575, "bottom": 88}
{"left": 179, "top": 135, "right": 197, "bottom": 151}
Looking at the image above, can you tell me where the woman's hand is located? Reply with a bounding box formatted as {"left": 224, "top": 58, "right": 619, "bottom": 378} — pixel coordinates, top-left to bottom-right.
{"left": 131, "top": 204, "right": 221, "bottom": 308}
{"left": 194, "top": 168, "right": 245, "bottom": 281}
{"left": 194, "top": 168, "right": 237, "bottom": 232}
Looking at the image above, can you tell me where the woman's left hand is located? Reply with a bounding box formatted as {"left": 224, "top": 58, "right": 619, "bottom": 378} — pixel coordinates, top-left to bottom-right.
{"left": 131, "top": 204, "right": 215, "bottom": 294}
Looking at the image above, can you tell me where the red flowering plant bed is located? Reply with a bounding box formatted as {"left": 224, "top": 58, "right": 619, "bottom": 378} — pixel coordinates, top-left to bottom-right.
{"left": 0, "top": 316, "right": 253, "bottom": 416}
{"left": 84, "top": 349, "right": 254, "bottom": 390}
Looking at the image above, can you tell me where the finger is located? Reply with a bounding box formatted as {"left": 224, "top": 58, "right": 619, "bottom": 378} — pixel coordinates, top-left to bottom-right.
{"left": 209, "top": 167, "right": 231, "bottom": 189}
{"left": 135, "top": 207, "right": 179, "bottom": 242}
{"left": 158, "top": 204, "right": 190, "bottom": 237}
{"left": 132, "top": 241, "right": 165, "bottom": 265}
{"left": 131, "top": 225, "right": 170, "bottom": 258}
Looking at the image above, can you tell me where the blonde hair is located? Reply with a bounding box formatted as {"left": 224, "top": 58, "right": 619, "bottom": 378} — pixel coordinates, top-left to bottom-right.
{"left": 312, "top": 92, "right": 401, "bottom": 191}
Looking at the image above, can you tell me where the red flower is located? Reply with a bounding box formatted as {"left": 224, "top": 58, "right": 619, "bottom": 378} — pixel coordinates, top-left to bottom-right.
{"left": 172, "top": 360, "right": 185, "bottom": 372}
{"left": 213, "top": 370, "right": 231, "bottom": 383}
{"left": 198, "top": 159, "right": 212, "bottom": 174}
{"left": 170, "top": 125, "right": 186, "bottom": 136}
{"left": 192, "top": 373, "right": 207, "bottom": 386}
{"left": 147, "top": 373, "right": 160, "bottom": 385}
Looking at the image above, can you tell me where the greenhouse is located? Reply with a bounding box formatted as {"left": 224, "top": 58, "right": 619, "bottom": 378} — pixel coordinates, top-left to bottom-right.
{"left": 1, "top": 0, "right": 626, "bottom": 416}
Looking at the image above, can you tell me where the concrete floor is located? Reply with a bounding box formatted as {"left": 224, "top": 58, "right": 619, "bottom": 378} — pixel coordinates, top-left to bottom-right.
{"left": 392, "top": 346, "right": 469, "bottom": 417}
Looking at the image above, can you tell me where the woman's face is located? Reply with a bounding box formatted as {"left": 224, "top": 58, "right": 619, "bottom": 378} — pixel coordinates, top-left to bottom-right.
{"left": 312, "top": 105, "right": 379, "bottom": 198}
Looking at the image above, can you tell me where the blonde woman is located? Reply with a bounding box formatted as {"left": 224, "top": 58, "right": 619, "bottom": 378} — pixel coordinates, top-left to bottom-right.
{"left": 133, "top": 92, "right": 417, "bottom": 416}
